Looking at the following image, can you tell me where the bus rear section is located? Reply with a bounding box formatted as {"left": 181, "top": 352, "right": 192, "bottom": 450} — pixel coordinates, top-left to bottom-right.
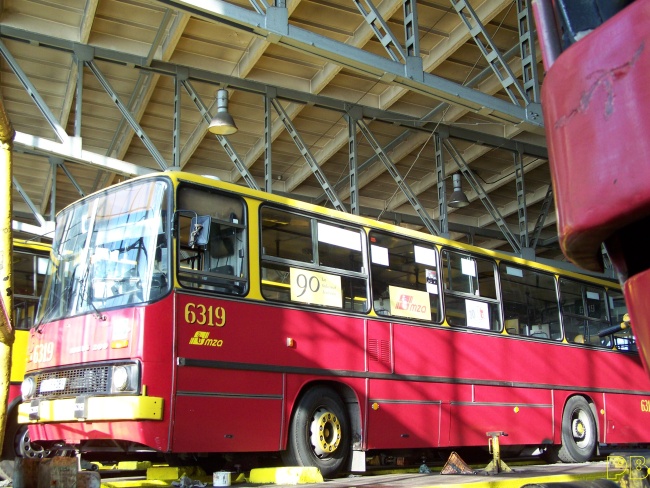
{"left": 533, "top": 0, "right": 650, "bottom": 369}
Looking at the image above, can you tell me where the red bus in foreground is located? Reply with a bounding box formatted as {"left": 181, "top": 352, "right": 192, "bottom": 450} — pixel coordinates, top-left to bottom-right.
{"left": 533, "top": 0, "right": 650, "bottom": 371}
{"left": 18, "top": 171, "right": 649, "bottom": 476}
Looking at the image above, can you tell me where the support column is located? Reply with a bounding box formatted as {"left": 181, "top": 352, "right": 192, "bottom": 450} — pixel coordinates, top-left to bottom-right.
{"left": 0, "top": 92, "right": 15, "bottom": 454}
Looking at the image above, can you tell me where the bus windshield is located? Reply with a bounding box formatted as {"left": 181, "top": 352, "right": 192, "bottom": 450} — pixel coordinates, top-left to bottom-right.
{"left": 36, "top": 179, "right": 169, "bottom": 325}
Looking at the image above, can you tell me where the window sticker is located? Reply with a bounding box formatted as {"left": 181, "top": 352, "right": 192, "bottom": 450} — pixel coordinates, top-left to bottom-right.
{"left": 371, "top": 245, "right": 389, "bottom": 266}
{"left": 505, "top": 266, "right": 523, "bottom": 277}
{"left": 586, "top": 291, "right": 600, "bottom": 300}
{"left": 461, "top": 257, "right": 476, "bottom": 277}
{"left": 414, "top": 246, "right": 436, "bottom": 266}
{"left": 388, "top": 285, "right": 431, "bottom": 320}
{"left": 426, "top": 269, "right": 438, "bottom": 294}
{"left": 465, "top": 299, "right": 490, "bottom": 329}
{"left": 317, "top": 222, "right": 361, "bottom": 251}
{"left": 290, "top": 267, "right": 342, "bottom": 308}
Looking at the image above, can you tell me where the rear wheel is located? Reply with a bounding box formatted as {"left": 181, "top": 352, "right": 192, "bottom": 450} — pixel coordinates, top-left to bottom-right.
{"left": 282, "top": 386, "right": 350, "bottom": 478}
{"left": 556, "top": 396, "right": 597, "bottom": 463}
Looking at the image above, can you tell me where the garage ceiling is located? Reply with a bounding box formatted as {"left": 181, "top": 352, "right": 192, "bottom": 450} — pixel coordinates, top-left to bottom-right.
{"left": 1, "top": 0, "right": 567, "bottom": 263}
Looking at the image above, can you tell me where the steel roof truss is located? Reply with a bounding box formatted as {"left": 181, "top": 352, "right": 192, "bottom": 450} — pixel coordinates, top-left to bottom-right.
{"left": 271, "top": 97, "right": 346, "bottom": 212}
{"left": 444, "top": 139, "right": 521, "bottom": 253}
{"left": 181, "top": 80, "right": 260, "bottom": 191}
{"left": 0, "top": 39, "right": 69, "bottom": 144}
{"left": 357, "top": 119, "right": 440, "bottom": 236}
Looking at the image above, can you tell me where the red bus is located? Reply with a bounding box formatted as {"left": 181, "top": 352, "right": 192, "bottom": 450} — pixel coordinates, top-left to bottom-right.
{"left": 2, "top": 239, "right": 50, "bottom": 461}
{"left": 533, "top": 1, "right": 650, "bottom": 371}
{"left": 17, "top": 171, "right": 648, "bottom": 476}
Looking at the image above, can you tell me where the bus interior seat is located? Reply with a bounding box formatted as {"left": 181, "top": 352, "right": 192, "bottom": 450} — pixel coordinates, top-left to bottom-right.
{"left": 531, "top": 331, "right": 549, "bottom": 338}
{"left": 210, "top": 236, "right": 234, "bottom": 258}
{"left": 573, "top": 334, "right": 585, "bottom": 343}
{"left": 211, "top": 264, "right": 234, "bottom": 276}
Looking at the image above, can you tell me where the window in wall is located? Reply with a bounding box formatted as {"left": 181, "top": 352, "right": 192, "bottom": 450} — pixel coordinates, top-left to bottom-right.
{"left": 442, "top": 250, "right": 500, "bottom": 331}
{"left": 369, "top": 231, "right": 442, "bottom": 323}
{"left": 260, "top": 206, "right": 368, "bottom": 312}
{"left": 560, "top": 278, "right": 610, "bottom": 346}
{"left": 500, "top": 263, "right": 561, "bottom": 340}
{"left": 177, "top": 185, "right": 247, "bottom": 295}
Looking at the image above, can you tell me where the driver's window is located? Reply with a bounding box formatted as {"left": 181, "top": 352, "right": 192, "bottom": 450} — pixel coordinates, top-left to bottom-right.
{"left": 177, "top": 185, "right": 247, "bottom": 295}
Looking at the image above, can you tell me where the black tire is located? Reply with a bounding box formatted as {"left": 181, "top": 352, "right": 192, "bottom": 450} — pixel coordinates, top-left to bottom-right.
{"left": 14, "top": 425, "right": 50, "bottom": 459}
{"left": 282, "top": 386, "right": 350, "bottom": 478}
{"left": 557, "top": 396, "right": 597, "bottom": 463}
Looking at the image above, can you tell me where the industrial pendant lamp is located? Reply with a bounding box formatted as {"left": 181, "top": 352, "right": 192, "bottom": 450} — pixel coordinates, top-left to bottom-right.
{"left": 208, "top": 89, "right": 238, "bottom": 135}
{"left": 448, "top": 173, "right": 470, "bottom": 208}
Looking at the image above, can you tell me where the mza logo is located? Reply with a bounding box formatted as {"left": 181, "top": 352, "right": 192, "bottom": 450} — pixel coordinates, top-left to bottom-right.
{"left": 395, "top": 294, "right": 413, "bottom": 310}
{"left": 394, "top": 294, "right": 427, "bottom": 313}
{"left": 189, "top": 331, "right": 223, "bottom": 347}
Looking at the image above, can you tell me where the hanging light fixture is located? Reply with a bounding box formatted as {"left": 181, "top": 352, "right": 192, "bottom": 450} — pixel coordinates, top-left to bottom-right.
{"left": 208, "top": 89, "right": 238, "bottom": 135}
{"left": 448, "top": 173, "right": 470, "bottom": 208}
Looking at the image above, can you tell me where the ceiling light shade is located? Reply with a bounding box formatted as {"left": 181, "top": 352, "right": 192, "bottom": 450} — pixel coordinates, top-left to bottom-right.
{"left": 208, "top": 89, "right": 238, "bottom": 135}
{"left": 448, "top": 173, "right": 470, "bottom": 208}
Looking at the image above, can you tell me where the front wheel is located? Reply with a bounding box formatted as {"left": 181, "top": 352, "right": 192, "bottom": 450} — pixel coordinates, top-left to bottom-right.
{"left": 556, "top": 396, "right": 597, "bottom": 463}
{"left": 282, "top": 386, "right": 350, "bottom": 478}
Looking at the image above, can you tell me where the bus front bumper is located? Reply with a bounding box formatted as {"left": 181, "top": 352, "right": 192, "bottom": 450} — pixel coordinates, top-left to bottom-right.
{"left": 18, "top": 395, "right": 164, "bottom": 423}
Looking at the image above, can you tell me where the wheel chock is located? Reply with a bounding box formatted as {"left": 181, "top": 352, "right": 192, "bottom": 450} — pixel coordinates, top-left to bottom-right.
{"left": 441, "top": 451, "right": 477, "bottom": 475}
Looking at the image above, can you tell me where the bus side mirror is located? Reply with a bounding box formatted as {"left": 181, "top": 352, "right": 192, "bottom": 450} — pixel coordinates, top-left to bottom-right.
{"left": 188, "top": 215, "right": 211, "bottom": 248}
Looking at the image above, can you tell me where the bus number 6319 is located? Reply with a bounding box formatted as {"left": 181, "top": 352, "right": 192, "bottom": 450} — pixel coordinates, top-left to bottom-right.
{"left": 184, "top": 303, "right": 226, "bottom": 327}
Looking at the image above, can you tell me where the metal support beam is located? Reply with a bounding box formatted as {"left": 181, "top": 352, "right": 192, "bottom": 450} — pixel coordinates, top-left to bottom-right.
{"left": 173, "top": 73, "right": 184, "bottom": 169}
{"left": 353, "top": 0, "right": 406, "bottom": 62}
{"left": 516, "top": 0, "right": 541, "bottom": 103}
{"left": 434, "top": 132, "right": 449, "bottom": 237}
{"left": 530, "top": 184, "right": 552, "bottom": 249}
{"left": 0, "top": 26, "right": 548, "bottom": 155}
{"left": 264, "top": 89, "right": 275, "bottom": 193}
{"left": 443, "top": 139, "right": 520, "bottom": 253}
{"left": 181, "top": 80, "right": 260, "bottom": 190}
{"left": 0, "top": 39, "right": 69, "bottom": 144}
{"left": 514, "top": 146, "right": 528, "bottom": 249}
{"left": 271, "top": 97, "right": 346, "bottom": 212}
{"left": 12, "top": 177, "right": 46, "bottom": 227}
{"left": 346, "top": 107, "right": 363, "bottom": 216}
{"left": 153, "top": 0, "right": 542, "bottom": 127}
{"left": 85, "top": 60, "right": 169, "bottom": 170}
{"left": 357, "top": 119, "right": 440, "bottom": 236}
{"left": 58, "top": 160, "right": 86, "bottom": 197}
{"left": 450, "top": 0, "right": 529, "bottom": 106}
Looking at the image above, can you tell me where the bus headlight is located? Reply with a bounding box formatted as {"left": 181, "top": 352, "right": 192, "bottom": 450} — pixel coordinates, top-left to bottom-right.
{"left": 21, "top": 377, "right": 36, "bottom": 400}
{"left": 110, "top": 364, "right": 138, "bottom": 393}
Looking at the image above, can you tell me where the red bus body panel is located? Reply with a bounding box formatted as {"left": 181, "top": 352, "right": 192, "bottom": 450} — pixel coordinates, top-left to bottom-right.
{"left": 28, "top": 288, "right": 650, "bottom": 454}
{"left": 540, "top": 0, "right": 650, "bottom": 272}
{"left": 26, "top": 298, "right": 174, "bottom": 451}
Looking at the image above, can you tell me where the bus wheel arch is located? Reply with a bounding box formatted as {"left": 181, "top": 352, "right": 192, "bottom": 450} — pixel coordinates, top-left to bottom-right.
{"left": 282, "top": 382, "right": 360, "bottom": 478}
{"left": 2, "top": 402, "right": 51, "bottom": 460}
{"left": 550, "top": 395, "right": 598, "bottom": 463}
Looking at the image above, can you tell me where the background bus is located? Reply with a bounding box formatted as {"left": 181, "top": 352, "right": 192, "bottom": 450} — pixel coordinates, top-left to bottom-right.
{"left": 18, "top": 171, "right": 646, "bottom": 476}
{"left": 2, "top": 239, "right": 50, "bottom": 461}
{"left": 532, "top": 0, "right": 650, "bottom": 370}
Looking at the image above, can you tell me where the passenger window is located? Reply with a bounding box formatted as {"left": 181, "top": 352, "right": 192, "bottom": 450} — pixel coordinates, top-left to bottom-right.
{"left": 260, "top": 206, "right": 368, "bottom": 312}
{"left": 560, "top": 279, "right": 610, "bottom": 346}
{"left": 369, "top": 231, "right": 442, "bottom": 323}
{"left": 500, "top": 263, "right": 561, "bottom": 340}
{"left": 608, "top": 290, "right": 635, "bottom": 351}
{"left": 442, "top": 250, "right": 500, "bottom": 331}
{"left": 176, "top": 185, "right": 247, "bottom": 295}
